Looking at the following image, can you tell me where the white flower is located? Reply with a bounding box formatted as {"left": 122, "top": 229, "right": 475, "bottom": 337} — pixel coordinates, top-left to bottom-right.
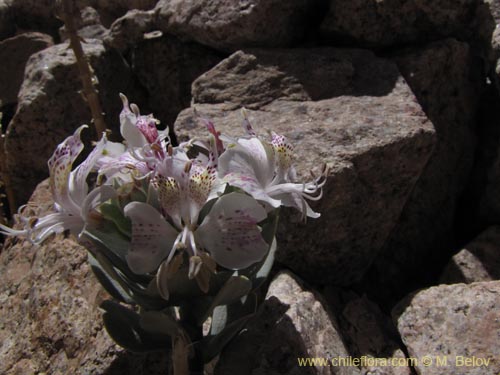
{"left": 0, "top": 126, "right": 114, "bottom": 243}
{"left": 218, "top": 128, "right": 327, "bottom": 219}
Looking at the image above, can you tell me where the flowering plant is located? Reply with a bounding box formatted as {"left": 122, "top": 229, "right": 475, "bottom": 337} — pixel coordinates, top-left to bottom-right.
{"left": 1, "top": 95, "right": 327, "bottom": 374}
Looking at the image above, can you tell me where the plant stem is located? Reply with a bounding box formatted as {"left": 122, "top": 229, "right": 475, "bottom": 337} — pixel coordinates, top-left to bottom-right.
{"left": 0, "top": 115, "right": 16, "bottom": 217}
{"left": 61, "top": 0, "right": 108, "bottom": 139}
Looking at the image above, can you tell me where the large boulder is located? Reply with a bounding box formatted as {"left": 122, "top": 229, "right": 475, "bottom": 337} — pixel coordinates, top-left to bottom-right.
{"left": 0, "top": 180, "right": 170, "bottom": 375}
{"left": 440, "top": 226, "right": 500, "bottom": 284}
{"left": 4, "top": 39, "right": 140, "bottom": 206}
{"left": 361, "top": 38, "right": 483, "bottom": 305}
{"left": 174, "top": 48, "right": 436, "bottom": 286}
{"left": 154, "top": 0, "right": 326, "bottom": 51}
{"left": 319, "top": 0, "right": 494, "bottom": 49}
{"left": 0, "top": 32, "right": 53, "bottom": 108}
{"left": 128, "top": 34, "right": 223, "bottom": 139}
{"left": 394, "top": 282, "right": 500, "bottom": 375}
{"left": 215, "top": 271, "right": 356, "bottom": 375}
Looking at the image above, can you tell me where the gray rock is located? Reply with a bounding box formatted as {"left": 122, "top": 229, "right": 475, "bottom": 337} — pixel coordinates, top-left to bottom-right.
{"left": 0, "top": 0, "right": 15, "bottom": 41}
{"left": 440, "top": 226, "right": 500, "bottom": 284}
{"left": 175, "top": 48, "right": 436, "bottom": 285}
{"left": 319, "top": 0, "right": 490, "bottom": 48}
{"left": 0, "top": 32, "right": 53, "bottom": 107}
{"left": 394, "top": 282, "right": 500, "bottom": 375}
{"left": 4, "top": 39, "right": 139, "bottom": 206}
{"left": 0, "top": 179, "right": 170, "bottom": 375}
{"left": 9, "top": 0, "right": 62, "bottom": 35}
{"left": 129, "top": 34, "right": 222, "bottom": 138}
{"left": 104, "top": 9, "right": 157, "bottom": 52}
{"left": 155, "top": 0, "right": 325, "bottom": 51}
{"left": 59, "top": 6, "right": 108, "bottom": 41}
{"left": 215, "top": 271, "right": 357, "bottom": 375}
{"left": 341, "top": 297, "right": 411, "bottom": 375}
{"left": 88, "top": 0, "right": 158, "bottom": 26}
{"left": 362, "top": 39, "right": 483, "bottom": 305}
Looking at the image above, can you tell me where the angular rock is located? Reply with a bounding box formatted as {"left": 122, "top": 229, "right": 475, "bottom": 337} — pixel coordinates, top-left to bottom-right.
{"left": 0, "top": 179, "right": 170, "bottom": 375}
{"left": 341, "top": 297, "right": 411, "bottom": 375}
{"left": 5, "top": 39, "right": 140, "bottom": 206}
{"left": 10, "top": 0, "right": 63, "bottom": 36}
{"left": 362, "top": 38, "right": 483, "bottom": 305}
{"left": 175, "top": 48, "right": 436, "bottom": 285}
{"left": 440, "top": 226, "right": 500, "bottom": 284}
{"left": 215, "top": 271, "right": 357, "bottom": 375}
{"left": 394, "top": 282, "right": 500, "bottom": 375}
{"left": 155, "top": 0, "right": 325, "bottom": 51}
{"left": 0, "top": 32, "right": 53, "bottom": 108}
{"left": 59, "top": 6, "right": 108, "bottom": 41}
{"left": 0, "top": 0, "right": 15, "bottom": 41}
{"left": 104, "top": 9, "right": 157, "bottom": 52}
{"left": 129, "top": 34, "right": 222, "bottom": 139}
{"left": 85, "top": 0, "right": 158, "bottom": 26}
{"left": 319, "top": 0, "right": 490, "bottom": 48}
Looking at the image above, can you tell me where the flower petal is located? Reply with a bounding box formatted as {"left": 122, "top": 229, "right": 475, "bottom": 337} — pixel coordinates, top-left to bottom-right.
{"left": 196, "top": 192, "right": 269, "bottom": 269}
{"left": 119, "top": 93, "right": 147, "bottom": 148}
{"left": 124, "top": 202, "right": 178, "bottom": 274}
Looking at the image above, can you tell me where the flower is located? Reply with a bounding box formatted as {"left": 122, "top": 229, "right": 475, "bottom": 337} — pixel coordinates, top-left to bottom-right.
{"left": 123, "top": 141, "right": 269, "bottom": 299}
{"left": 217, "top": 113, "right": 327, "bottom": 219}
{"left": 0, "top": 126, "right": 114, "bottom": 243}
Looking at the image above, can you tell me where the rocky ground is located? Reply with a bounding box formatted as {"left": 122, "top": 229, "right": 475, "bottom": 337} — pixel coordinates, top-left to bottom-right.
{"left": 0, "top": 0, "right": 500, "bottom": 374}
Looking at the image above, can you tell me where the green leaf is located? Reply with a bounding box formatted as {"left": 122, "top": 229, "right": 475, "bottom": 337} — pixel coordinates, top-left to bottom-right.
{"left": 199, "top": 275, "right": 252, "bottom": 324}
{"left": 88, "top": 253, "right": 134, "bottom": 304}
{"left": 140, "top": 310, "right": 181, "bottom": 337}
{"left": 100, "top": 203, "right": 132, "bottom": 238}
{"left": 199, "top": 312, "right": 253, "bottom": 363}
{"left": 100, "top": 300, "right": 171, "bottom": 352}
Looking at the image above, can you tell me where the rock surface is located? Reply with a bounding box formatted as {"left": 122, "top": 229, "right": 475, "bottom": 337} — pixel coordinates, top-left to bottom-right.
{"left": 155, "top": 0, "right": 325, "bottom": 51}
{"left": 4, "top": 39, "right": 139, "bottom": 206}
{"left": 362, "top": 38, "right": 483, "bottom": 305}
{"left": 0, "top": 0, "right": 15, "bottom": 41}
{"left": 0, "top": 180, "right": 170, "bottom": 375}
{"left": 440, "top": 226, "right": 500, "bottom": 284}
{"left": 215, "top": 271, "right": 356, "bottom": 375}
{"left": 104, "top": 9, "right": 157, "bottom": 52}
{"left": 175, "top": 48, "right": 436, "bottom": 286}
{"left": 0, "top": 32, "right": 54, "bottom": 108}
{"left": 129, "top": 34, "right": 223, "bottom": 138}
{"left": 394, "top": 282, "right": 500, "bottom": 375}
{"left": 340, "top": 297, "right": 411, "bottom": 375}
{"left": 59, "top": 6, "right": 108, "bottom": 41}
{"left": 319, "top": 0, "right": 492, "bottom": 48}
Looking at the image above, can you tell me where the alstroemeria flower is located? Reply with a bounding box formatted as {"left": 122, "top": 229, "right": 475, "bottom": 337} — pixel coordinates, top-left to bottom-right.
{"left": 218, "top": 122, "right": 327, "bottom": 219}
{"left": 0, "top": 126, "right": 115, "bottom": 243}
{"left": 123, "top": 139, "right": 268, "bottom": 298}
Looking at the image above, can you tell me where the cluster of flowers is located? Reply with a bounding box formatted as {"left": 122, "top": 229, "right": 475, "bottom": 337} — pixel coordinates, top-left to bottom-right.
{"left": 1, "top": 95, "right": 327, "bottom": 299}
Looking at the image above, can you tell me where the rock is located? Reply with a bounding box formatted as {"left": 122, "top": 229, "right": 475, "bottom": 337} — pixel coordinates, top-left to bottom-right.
{"left": 440, "top": 226, "right": 500, "bottom": 284}
{"left": 175, "top": 48, "right": 436, "bottom": 285}
{"left": 10, "top": 0, "right": 63, "bottom": 36}
{"left": 59, "top": 6, "right": 108, "bottom": 41}
{"left": 319, "top": 0, "right": 492, "bottom": 49}
{"left": 88, "top": 0, "right": 159, "bottom": 27}
{"left": 4, "top": 39, "right": 140, "bottom": 206}
{"left": 340, "top": 297, "right": 411, "bottom": 375}
{"left": 155, "top": 0, "right": 326, "bottom": 51}
{"left": 0, "top": 179, "right": 170, "bottom": 375}
{"left": 362, "top": 38, "right": 483, "bottom": 305}
{"left": 129, "top": 34, "right": 223, "bottom": 139}
{"left": 215, "top": 271, "right": 357, "bottom": 375}
{"left": 394, "top": 282, "right": 500, "bottom": 375}
{"left": 0, "top": 0, "right": 15, "bottom": 41}
{"left": 0, "top": 32, "right": 53, "bottom": 108}
{"left": 104, "top": 9, "right": 157, "bottom": 52}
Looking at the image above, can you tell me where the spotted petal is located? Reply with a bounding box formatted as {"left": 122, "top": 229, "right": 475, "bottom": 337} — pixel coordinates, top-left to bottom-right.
{"left": 124, "top": 202, "right": 178, "bottom": 274}
{"left": 47, "top": 125, "right": 87, "bottom": 214}
{"left": 196, "top": 192, "right": 268, "bottom": 269}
